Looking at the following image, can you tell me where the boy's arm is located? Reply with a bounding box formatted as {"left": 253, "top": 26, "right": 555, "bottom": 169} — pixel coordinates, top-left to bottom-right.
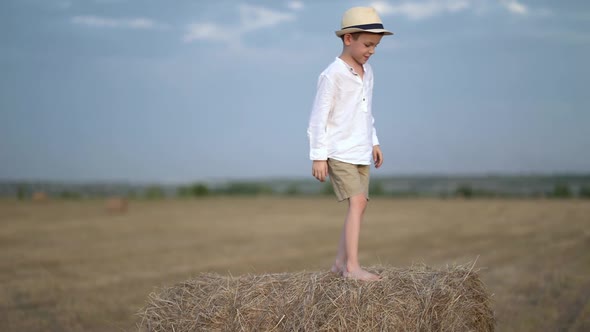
{"left": 371, "top": 115, "right": 379, "bottom": 148}
{"left": 307, "top": 74, "right": 334, "bottom": 160}
{"left": 373, "top": 145, "right": 383, "bottom": 168}
{"left": 307, "top": 74, "right": 334, "bottom": 182}
{"left": 371, "top": 116, "right": 383, "bottom": 168}
{"left": 312, "top": 160, "right": 328, "bottom": 182}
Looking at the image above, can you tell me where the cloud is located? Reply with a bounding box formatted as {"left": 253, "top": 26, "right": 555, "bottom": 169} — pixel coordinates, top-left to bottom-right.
{"left": 499, "top": 0, "right": 528, "bottom": 15}
{"left": 183, "top": 23, "right": 234, "bottom": 44}
{"left": 183, "top": 4, "right": 296, "bottom": 45}
{"left": 369, "top": 0, "right": 470, "bottom": 20}
{"left": 239, "top": 4, "right": 296, "bottom": 31}
{"left": 369, "top": 0, "right": 552, "bottom": 20}
{"left": 287, "top": 1, "right": 305, "bottom": 11}
{"left": 71, "top": 16, "right": 166, "bottom": 29}
{"left": 499, "top": 0, "right": 554, "bottom": 18}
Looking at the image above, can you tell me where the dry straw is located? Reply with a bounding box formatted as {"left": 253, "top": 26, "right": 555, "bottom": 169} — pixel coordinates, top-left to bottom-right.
{"left": 139, "top": 264, "right": 494, "bottom": 331}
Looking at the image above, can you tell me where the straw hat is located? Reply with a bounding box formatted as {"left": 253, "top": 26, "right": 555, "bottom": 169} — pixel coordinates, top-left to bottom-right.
{"left": 335, "top": 7, "right": 393, "bottom": 37}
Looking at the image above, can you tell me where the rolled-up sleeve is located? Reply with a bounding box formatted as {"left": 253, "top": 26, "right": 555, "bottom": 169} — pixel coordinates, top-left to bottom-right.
{"left": 307, "top": 74, "right": 334, "bottom": 160}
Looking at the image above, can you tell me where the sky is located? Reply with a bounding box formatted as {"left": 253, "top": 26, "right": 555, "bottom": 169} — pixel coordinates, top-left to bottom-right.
{"left": 1, "top": 0, "right": 589, "bottom": 184}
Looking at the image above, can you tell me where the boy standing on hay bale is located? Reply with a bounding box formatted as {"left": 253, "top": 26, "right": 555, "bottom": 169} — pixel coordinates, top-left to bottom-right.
{"left": 307, "top": 7, "right": 392, "bottom": 281}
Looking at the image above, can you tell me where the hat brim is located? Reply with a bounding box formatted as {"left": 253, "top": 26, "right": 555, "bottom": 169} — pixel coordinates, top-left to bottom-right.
{"left": 335, "top": 28, "right": 393, "bottom": 37}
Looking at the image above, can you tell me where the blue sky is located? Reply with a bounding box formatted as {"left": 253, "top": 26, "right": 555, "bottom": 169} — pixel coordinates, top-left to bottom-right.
{"left": 1, "top": 0, "right": 589, "bottom": 183}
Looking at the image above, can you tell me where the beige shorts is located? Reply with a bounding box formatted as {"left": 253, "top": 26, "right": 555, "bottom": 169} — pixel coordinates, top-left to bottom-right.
{"left": 328, "top": 158, "right": 370, "bottom": 202}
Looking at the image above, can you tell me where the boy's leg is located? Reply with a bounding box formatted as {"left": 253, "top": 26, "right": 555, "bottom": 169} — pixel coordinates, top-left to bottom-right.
{"left": 327, "top": 158, "right": 352, "bottom": 275}
{"left": 331, "top": 194, "right": 367, "bottom": 274}
{"left": 342, "top": 193, "right": 380, "bottom": 281}
{"left": 327, "top": 160, "right": 380, "bottom": 280}
{"left": 331, "top": 227, "right": 347, "bottom": 274}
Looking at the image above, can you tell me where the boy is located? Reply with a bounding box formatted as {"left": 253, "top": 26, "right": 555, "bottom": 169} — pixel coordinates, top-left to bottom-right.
{"left": 307, "top": 7, "right": 392, "bottom": 281}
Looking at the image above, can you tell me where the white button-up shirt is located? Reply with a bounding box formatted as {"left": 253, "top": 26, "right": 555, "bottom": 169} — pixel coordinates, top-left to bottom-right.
{"left": 307, "top": 57, "right": 379, "bottom": 165}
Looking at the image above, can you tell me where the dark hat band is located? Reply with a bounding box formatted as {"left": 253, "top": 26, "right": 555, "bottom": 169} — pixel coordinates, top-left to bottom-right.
{"left": 342, "top": 23, "right": 384, "bottom": 30}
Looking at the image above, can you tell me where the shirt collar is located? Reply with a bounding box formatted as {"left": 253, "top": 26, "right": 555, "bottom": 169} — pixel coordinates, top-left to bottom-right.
{"left": 336, "top": 57, "right": 365, "bottom": 77}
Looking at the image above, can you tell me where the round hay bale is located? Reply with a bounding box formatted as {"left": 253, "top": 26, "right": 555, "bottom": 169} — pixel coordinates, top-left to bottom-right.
{"left": 32, "top": 191, "right": 48, "bottom": 202}
{"left": 105, "top": 197, "right": 128, "bottom": 213}
{"left": 139, "top": 264, "right": 494, "bottom": 331}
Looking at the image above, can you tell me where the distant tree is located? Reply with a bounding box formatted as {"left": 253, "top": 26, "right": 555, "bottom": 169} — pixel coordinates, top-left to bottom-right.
{"left": 285, "top": 184, "right": 300, "bottom": 196}
{"left": 455, "top": 184, "right": 474, "bottom": 198}
{"left": 190, "top": 183, "right": 209, "bottom": 197}
{"left": 127, "top": 190, "right": 137, "bottom": 199}
{"left": 177, "top": 186, "right": 191, "bottom": 198}
{"left": 224, "top": 182, "right": 273, "bottom": 196}
{"left": 439, "top": 191, "right": 451, "bottom": 199}
{"left": 16, "top": 184, "right": 26, "bottom": 200}
{"left": 322, "top": 182, "right": 334, "bottom": 196}
{"left": 60, "top": 191, "right": 81, "bottom": 200}
{"left": 369, "top": 181, "right": 386, "bottom": 196}
{"left": 145, "top": 186, "right": 165, "bottom": 199}
{"left": 579, "top": 186, "right": 590, "bottom": 199}
{"left": 551, "top": 184, "right": 572, "bottom": 198}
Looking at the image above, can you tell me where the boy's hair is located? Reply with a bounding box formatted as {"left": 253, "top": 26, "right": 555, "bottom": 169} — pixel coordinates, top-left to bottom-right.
{"left": 340, "top": 32, "right": 362, "bottom": 42}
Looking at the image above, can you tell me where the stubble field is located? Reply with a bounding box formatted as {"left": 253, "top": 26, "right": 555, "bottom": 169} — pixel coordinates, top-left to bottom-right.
{"left": 1, "top": 197, "right": 589, "bottom": 331}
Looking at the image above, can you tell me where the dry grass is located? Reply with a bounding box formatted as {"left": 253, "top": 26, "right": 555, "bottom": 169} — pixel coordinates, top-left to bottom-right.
{"left": 140, "top": 264, "right": 493, "bottom": 332}
{"left": 0, "top": 197, "right": 589, "bottom": 331}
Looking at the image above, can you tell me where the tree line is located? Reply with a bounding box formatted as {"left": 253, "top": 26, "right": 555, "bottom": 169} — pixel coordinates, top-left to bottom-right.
{"left": 8, "top": 181, "right": 590, "bottom": 200}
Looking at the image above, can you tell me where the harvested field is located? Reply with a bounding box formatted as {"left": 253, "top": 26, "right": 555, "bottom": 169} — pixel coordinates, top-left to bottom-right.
{"left": 0, "top": 198, "right": 589, "bottom": 331}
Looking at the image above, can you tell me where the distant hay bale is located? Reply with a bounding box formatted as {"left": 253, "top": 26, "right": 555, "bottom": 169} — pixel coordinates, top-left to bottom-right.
{"left": 139, "top": 264, "right": 494, "bottom": 332}
{"left": 105, "top": 197, "right": 128, "bottom": 213}
{"left": 32, "top": 191, "right": 48, "bottom": 202}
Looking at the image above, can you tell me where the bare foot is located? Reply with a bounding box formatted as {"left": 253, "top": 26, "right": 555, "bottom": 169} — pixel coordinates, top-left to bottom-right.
{"left": 343, "top": 268, "right": 382, "bottom": 281}
{"left": 331, "top": 264, "right": 345, "bottom": 276}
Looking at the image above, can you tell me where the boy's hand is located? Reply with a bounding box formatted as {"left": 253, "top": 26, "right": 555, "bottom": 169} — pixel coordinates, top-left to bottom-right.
{"left": 312, "top": 160, "right": 329, "bottom": 182}
{"left": 373, "top": 145, "right": 383, "bottom": 168}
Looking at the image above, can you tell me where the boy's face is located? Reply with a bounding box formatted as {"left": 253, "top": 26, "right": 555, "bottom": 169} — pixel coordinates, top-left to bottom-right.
{"left": 344, "top": 32, "right": 383, "bottom": 66}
